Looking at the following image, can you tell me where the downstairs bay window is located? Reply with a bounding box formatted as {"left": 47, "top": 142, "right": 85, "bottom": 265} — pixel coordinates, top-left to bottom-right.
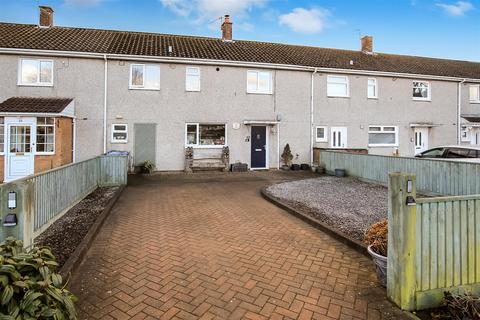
{"left": 368, "top": 126, "right": 398, "bottom": 147}
{"left": 185, "top": 123, "right": 226, "bottom": 147}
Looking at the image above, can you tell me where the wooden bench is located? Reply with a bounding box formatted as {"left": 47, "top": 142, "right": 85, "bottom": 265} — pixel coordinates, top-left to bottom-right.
{"left": 185, "top": 146, "right": 229, "bottom": 172}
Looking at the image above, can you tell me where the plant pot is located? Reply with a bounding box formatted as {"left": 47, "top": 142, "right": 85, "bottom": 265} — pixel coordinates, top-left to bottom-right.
{"left": 291, "top": 164, "right": 301, "bottom": 171}
{"left": 300, "top": 163, "right": 311, "bottom": 170}
{"left": 281, "top": 165, "right": 290, "bottom": 171}
{"left": 367, "top": 245, "right": 387, "bottom": 287}
{"left": 334, "top": 168, "right": 346, "bottom": 177}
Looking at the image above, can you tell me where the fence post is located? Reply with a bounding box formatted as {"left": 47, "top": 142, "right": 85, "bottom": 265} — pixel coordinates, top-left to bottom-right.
{"left": 387, "top": 172, "right": 417, "bottom": 310}
{"left": 20, "top": 179, "right": 35, "bottom": 248}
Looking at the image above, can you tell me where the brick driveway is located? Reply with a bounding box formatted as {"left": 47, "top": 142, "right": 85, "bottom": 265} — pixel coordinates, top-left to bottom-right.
{"left": 70, "top": 172, "right": 409, "bottom": 320}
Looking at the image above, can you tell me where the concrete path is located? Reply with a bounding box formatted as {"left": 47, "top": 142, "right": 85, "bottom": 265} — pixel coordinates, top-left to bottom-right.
{"left": 70, "top": 172, "right": 408, "bottom": 320}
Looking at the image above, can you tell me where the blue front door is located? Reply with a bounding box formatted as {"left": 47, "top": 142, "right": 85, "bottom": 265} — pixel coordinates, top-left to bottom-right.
{"left": 251, "top": 126, "right": 266, "bottom": 169}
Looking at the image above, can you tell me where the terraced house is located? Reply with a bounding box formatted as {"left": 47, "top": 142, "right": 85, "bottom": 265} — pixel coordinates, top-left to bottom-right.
{"left": 0, "top": 6, "right": 479, "bottom": 180}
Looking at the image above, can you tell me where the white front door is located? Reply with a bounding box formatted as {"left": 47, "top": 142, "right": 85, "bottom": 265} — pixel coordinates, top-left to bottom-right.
{"left": 414, "top": 128, "right": 429, "bottom": 154}
{"left": 471, "top": 128, "right": 480, "bottom": 146}
{"left": 5, "top": 119, "right": 35, "bottom": 182}
{"left": 331, "top": 127, "right": 347, "bottom": 148}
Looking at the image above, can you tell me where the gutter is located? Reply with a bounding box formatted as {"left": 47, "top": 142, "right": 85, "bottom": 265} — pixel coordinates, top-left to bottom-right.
{"left": 2, "top": 47, "right": 480, "bottom": 83}
{"left": 310, "top": 68, "right": 318, "bottom": 167}
{"left": 103, "top": 54, "right": 108, "bottom": 154}
{"left": 457, "top": 79, "right": 467, "bottom": 144}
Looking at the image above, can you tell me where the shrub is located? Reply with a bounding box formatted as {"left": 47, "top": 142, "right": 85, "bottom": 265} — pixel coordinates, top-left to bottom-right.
{"left": 281, "top": 144, "right": 293, "bottom": 166}
{"left": 443, "top": 292, "right": 480, "bottom": 319}
{"left": 364, "top": 219, "right": 388, "bottom": 256}
{"left": 142, "top": 160, "right": 155, "bottom": 173}
{"left": 0, "top": 237, "right": 77, "bottom": 319}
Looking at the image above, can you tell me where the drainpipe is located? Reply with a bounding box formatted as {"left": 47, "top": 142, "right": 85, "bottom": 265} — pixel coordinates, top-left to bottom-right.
{"left": 103, "top": 54, "right": 108, "bottom": 154}
{"left": 457, "top": 79, "right": 466, "bottom": 144}
{"left": 310, "top": 68, "right": 318, "bottom": 167}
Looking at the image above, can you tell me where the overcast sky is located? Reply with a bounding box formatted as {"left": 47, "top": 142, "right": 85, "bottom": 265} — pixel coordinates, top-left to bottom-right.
{"left": 1, "top": 0, "right": 479, "bottom": 62}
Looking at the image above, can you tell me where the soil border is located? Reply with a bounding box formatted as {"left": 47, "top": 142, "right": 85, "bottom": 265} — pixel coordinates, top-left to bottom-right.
{"left": 59, "top": 185, "right": 125, "bottom": 279}
{"left": 261, "top": 185, "right": 369, "bottom": 257}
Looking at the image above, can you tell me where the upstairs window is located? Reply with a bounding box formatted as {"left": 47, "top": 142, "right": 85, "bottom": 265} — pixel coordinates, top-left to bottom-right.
{"left": 186, "top": 67, "right": 200, "bottom": 91}
{"left": 19, "top": 59, "right": 53, "bottom": 86}
{"left": 186, "top": 123, "right": 226, "bottom": 147}
{"left": 315, "top": 126, "right": 328, "bottom": 142}
{"left": 130, "top": 64, "right": 160, "bottom": 90}
{"left": 327, "top": 75, "right": 349, "bottom": 97}
{"left": 470, "top": 85, "right": 480, "bottom": 103}
{"left": 412, "top": 81, "right": 430, "bottom": 100}
{"left": 36, "top": 117, "right": 55, "bottom": 153}
{"left": 368, "top": 126, "right": 398, "bottom": 147}
{"left": 367, "top": 78, "right": 377, "bottom": 99}
{"left": 247, "top": 70, "right": 272, "bottom": 94}
{"left": 111, "top": 124, "right": 128, "bottom": 143}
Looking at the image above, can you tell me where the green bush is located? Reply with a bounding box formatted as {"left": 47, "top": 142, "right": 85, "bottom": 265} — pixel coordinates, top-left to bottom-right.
{"left": 0, "top": 237, "right": 77, "bottom": 319}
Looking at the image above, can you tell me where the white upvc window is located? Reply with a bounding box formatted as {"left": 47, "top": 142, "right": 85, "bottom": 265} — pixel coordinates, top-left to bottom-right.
{"left": 18, "top": 59, "right": 53, "bottom": 86}
{"left": 367, "top": 78, "right": 378, "bottom": 99}
{"left": 186, "top": 67, "right": 200, "bottom": 92}
{"left": 129, "top": 64, "right": 160, "bottom": 90}
{"left": 315, "top": 126, "right": 328, "bottom": 142}
{"left": 368, "top": 126, "right": 398, "bottom": 147}
{"left": 327, "top": 75, "right": 349, "bottom": 97}
{"left": 185, "top": 123, "right": 226, "bottom": 147}
{"left": 247, "top": 70, "right": 272, "bottom": 94}
{"left": 36, "top": 117, "right": 55, "bottom": 154}
{"left": 412, "top": 81, "right": 431, "bottom": 101}
{"left": 111, "top": 124, "right": 128, "bottom": 143}
{"left": 470, "top": 85, "right": 480, "bottom": 103}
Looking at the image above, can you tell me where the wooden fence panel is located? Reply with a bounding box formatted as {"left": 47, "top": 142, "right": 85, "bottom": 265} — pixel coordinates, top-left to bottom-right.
{"left": 321, "top": 151, "right": 480, "bottom": 195}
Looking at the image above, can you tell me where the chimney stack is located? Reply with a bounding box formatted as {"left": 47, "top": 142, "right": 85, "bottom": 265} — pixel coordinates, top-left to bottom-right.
{"left": 361, "top": 35, "right": 373, "bottom": 54}
{"left": 221, "top": 15, "right": 233, "bottom": 42}
{"left": 39, "top": 6, "right": 54, "bottom": 28}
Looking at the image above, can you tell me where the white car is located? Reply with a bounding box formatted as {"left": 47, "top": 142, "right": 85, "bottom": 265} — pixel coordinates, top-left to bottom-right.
{"left": 415, "top": 145, "right": 480, "bottom": 163}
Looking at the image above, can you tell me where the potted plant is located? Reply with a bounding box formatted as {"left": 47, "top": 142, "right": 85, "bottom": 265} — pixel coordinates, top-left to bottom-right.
{"left": 141, "top": 160, "right": 155, "bottom": 174}
{"left": 281, "top": 144, "right": 293, "bottom": 170}
{"left": 364, "top": 219, "right": 388, "bottom": 287}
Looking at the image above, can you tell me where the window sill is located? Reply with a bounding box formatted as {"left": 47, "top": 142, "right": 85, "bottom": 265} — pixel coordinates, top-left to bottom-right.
{"left": 327, "top": 95, "right": 350, "bottom": 98}
{"left": 246, "top": 91, "right": 273, "bottom": 95}
{"left": 36, "top": 152, "right": 55, "bottom": 156}
{"left": 315, "top": 140, "right": 328, "bottom": 143}
{"left": 469, "top": 101, "right": 480, "bottom": 104}
{"left": 186, "top": 89, "right": 201, "bottom": 92}
{"left": 128, "top": 87, "right": 160, "bottom": 91}
{"left": 185, "top": 145, "right": 226, "bottom": 149}
{"left": 367, "top": 97, "right": 378, "bottom": 100}
{"left": 17, "top": 83, "right": 53, "bottom": 87}
{"left": 412, "top": 98, "right": 431, "bottom": 102}
{"left": 368, "top": 144, "right": 399, "bottom": 148}
{"left": 111, "top": 141, "right": 128, "bottom": 144}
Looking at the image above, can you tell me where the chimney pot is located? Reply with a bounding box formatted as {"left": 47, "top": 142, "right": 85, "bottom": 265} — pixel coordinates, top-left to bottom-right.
{"left": 221, "top": 15, "right": 233, "bottom": 42}
{"left": 39, "top": 6, "right": 54, "bottom": 28}
{"left": 361, "top": 35, "right": 373, "bottom": 54}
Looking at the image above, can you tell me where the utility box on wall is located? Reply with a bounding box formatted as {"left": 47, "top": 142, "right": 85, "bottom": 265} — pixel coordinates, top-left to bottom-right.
{"left": 0, "top": 188, "right": 23, "bottom": 242}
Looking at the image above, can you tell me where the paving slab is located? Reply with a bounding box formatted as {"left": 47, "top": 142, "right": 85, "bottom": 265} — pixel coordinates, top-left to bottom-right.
{"left": 69, "top": 171, "right": 409, "bottom": 319}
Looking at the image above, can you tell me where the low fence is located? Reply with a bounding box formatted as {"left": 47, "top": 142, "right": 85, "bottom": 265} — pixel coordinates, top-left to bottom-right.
{"left": 0, "top": 155, "right": 128, "bottom": 246}
{"left": 387, "top": 173, "right": 480, "bottom": 311}
{"left": 320, "top": 150, "right": 480, "bottom": 195}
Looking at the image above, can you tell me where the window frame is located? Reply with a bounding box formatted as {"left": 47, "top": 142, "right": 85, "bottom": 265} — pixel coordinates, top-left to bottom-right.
{"left": 129, "top": 64, "right": 161, "bottom": 90}
{"left": 470, "top": 85, "right": 480, "bottom": 104}
{"left": 246, "top": 70, "right": 273, "bottom": 94}
{"left": 185, "top": 66, "right": 201, "bottom": 92}
{"left": 327, "top": 75, "right": 350, "bottom": 98}
{"left": 412, "top": 80, "right": 431, "bottom": 101}
{"left": 368, "top": 125, "right": 399, "bottom": 147}
{"left": 315, "top": 126, "right": 328, "bottom": 143}
{"left": 111, "top": 124, "right": 128, "bottom": 143}
{"left": 184, "top": 123, "right": 227, "bottom": 148}
{"left": 367, "top": 78, "right": 378, "bottom": 99}
{"left": 35, "top": 117, "right": 56, "bottom": 155}
{"left": 18, "top": 58, "right": 54, "bottom": 87}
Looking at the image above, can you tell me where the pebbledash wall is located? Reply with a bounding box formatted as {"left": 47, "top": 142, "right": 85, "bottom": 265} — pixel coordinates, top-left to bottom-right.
{"left": 0, "top": 52, "right": 476, "bottom": 171}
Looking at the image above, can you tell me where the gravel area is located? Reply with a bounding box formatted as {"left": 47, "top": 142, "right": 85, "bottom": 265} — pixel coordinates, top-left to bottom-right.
{"left": 266, "top": 176, "right": 387, "bottom": 241}
{"left": 35, "top": 187, "right": 119, "bottom": 268}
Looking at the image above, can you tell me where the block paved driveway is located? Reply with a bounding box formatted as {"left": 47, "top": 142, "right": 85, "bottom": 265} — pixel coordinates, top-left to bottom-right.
{"left": 70, "top": 172, "right": 409, "bottom": 320}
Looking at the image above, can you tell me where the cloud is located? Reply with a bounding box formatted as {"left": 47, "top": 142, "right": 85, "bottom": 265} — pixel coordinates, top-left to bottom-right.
{"left": 436, "top": 1, "right": 474, "bottom": 16}
{"left": 160, "top": 0, "right": 266, "bottom": 21}
{"left": 279, "top": 8, "right": 331, "bottom": 34}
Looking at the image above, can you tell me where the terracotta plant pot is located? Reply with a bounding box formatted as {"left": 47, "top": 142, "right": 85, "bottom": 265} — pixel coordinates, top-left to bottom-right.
{"left": 367, "top": 245, "right": 387, "bottom": 287}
